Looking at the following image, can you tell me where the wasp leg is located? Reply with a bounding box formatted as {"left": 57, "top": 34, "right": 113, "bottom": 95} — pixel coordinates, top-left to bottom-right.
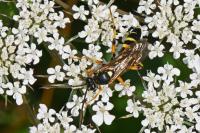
{"left": 111, "top": 39, "right": 117, "bottom": 59}
{"left": 109, "top": 8, "right": 118, "bottom": 60}
{"left": 86, "top": 85, "right": 103, "bottom": 106}
{"left": 117, "top": 76, "right": 125, "bottom": 85}
{"left": 129, "top": 63, "right": 143, "bottom": 70}
{"left": 86, "top": 68, "right": 94, "bottom": 77}
{"left": 83, "top": 56, "right": 103, "bottom": 65}
{"left": 95, "top": 60, "right": 103, "bottom": 64}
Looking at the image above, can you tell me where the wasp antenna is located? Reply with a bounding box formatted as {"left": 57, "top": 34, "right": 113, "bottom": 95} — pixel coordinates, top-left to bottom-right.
{"left": 104, "top": 0, "right": 115, "bottom": 11}
{"left": 79, "top": 86, "right": 90, "bottom": 128}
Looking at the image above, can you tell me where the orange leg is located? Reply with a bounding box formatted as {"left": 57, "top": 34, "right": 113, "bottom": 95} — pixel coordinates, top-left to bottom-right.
{"left": 129, "top": 63, "right": 143, "bottom": 70}
{"left": 86, "top": 85, "right": 103, "bottom": 106}
{"left": 110, "top": 8, "right": 117, "bottom": 59}
{"left": 95, "top": 60, "right": 103, "bottom": 64}
{"left": 117, "top": 76, "right": 125, "bottom": 85}
{"left": 112, "top": 39, "right": 116, "bottom": 59}
{"left": 86, "top": 68, "right": 94, "bottom": 77}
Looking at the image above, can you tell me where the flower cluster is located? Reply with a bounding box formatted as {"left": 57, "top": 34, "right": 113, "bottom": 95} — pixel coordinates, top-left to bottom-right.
{"left": 126, "top": 62, "right": 200, "bottom": 132}
{"left": 0, "top": 0, "right": 200, "bottom": 132}
{"left": 138, "top": 0, "right": 200, "bottom": 60}
{"left": 73, "top": 1, "right": 139, "bottom": 52}
{"left": 0, "top": 0, "right": 69, "bottom": 105}
{"left": 34, "top": 0, "right": 200, "bottom": 132}
{"left": 30, "top": 104, "right": 96, "bottom": 133}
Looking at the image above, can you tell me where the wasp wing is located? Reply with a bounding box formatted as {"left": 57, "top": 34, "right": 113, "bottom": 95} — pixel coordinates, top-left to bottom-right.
{"left": 97, "top": 41, "right": 147, "bottom": 84}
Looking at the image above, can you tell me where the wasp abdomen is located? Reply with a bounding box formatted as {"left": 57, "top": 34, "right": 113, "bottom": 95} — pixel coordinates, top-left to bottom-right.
{"left": 124, "top": 27, "right": 142, "bottom": 45}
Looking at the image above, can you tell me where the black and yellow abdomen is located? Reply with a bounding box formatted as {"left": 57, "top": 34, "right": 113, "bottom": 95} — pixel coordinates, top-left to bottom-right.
{"left": 124, "top": 27, "right": 142, "bottom": 45}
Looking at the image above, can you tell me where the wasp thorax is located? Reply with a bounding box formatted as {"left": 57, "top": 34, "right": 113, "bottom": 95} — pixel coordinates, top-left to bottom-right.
{"left": 94, "top": 71, "right": 113, "bottom": 85}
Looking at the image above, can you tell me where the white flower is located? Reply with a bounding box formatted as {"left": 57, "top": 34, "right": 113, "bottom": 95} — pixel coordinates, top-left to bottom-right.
{"left": 181, "top": 28, "right": 193, "bottom": 44}
{"left": 47, "top": 33, "right": 64, "bottom": 51}
{"left": 61, "top": 45, "right": 78, "bottom": 63}
{"left": 37, "top": 104, "right": 56, "bottom": 123}
{"left": 40, "top": 0, "right": 55, "bottom": 14}
{"left": 85, "top": 0, "right": 99, "bottom": 5}
{"left": 25, "top": 43, "right": 42, "bottom": 64}
{"left": 126, "top": 99, "right": 141, "bottom": 118}
{"left": 0, "top": 83, "right": 7, "bottom": 95}
{"left": 137, "top": 0, "right": 156, "bottom": 15}
{"left": 64, "top": 125, "right": 76, "bottom": 133}
{"left": 183, "top": 50, "right": 198, "bottom": 69}
{"left": 68, "top": 77, "right": 83, "bottom": 86}
{"left": 193, "top": 35, "right": 200, "bottom": 49}
{"left": 48, "top": 123, "right": 61, "bottom": 133}
{"left": 78, "top": 19, "right": 101, "bottom": 43}
{"left": 19, "top": 68, "right": 36, "bottom": 85}
{"left": 162, "top": 83, "right": 177, "bottom": 99}
{"left": 148, "top": 41, "right": 165, "bottom": 59}
{"left": 100, "top": 85, "right": 113, "bottom": 102}
{"left": 53, "top": 11, "right": 70, "bottom": 28}
{"left": 190, "top": 72, "right": 200, "bottom": 87}
{"left": 143, "top": 71, "right": 161, "bottom": 88}
{"left": 64, "top": 64, "right": 80, "bottom": 77}
{"left": 142, "top": 89, "right": 161, "bottom": 106}
{"left": 169, "top": 41, "right": 185, "bottom": 59}
{"left": 121, "top": 13, "right": 139, "bottom": 28}
{"left": 66, "top": 95, "right": 83, "bottom": 117}
{"left": 47, "top": 65, "right": 65, "bottom": 83}
{"left": 72, "top": 5, "right": 89, "bottom": 20}
{"left": 115, "top": 80, "right": 135, "bottom": 97}
{"left": 158, "top": 63, "right": 180, "bottom": 84}
{"left": 34, "top": 28, "right": 48, "bottom": 44}
{"left": 0, "top": 86, "right": 4, "bottom": 94}
{"left": 6, "top": 82, "right": 26, "bottom": 105}
{"left": 29, "top": 123, "right": 48, "bottom": 133}
{"left": 92, "top": 101, "right": 115, "bottom": 126}
{"left": 82, "top": 44, "right": 103, "bottom": 62}
{"left": 190, "top": 55, "right": 200, "bottom": 87}
{"left": 176, "top": 81, "right": 193, "bottom": 98}
{"left": 185, "top": 106, "right": 199, "bottom": 121}
{"left": 191, "top": 15, "right": 200, "bottom": 32}
{"left": 56, "top": 111, "right": 73, "bottom": 128}
{"left": 76, "top": 125, "right": 96, "bottom": 133}
{"left": 141, "top": 25, "right": 149, "bottom": 37}
{"left": 79, "top": 57, "right": 92, "bottom": 71}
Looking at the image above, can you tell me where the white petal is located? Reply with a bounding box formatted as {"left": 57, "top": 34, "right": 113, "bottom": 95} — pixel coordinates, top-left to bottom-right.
{"left": 19, "top": 86, "right": 26, "bottom": 94}
{"left": 141, "top": 119, "right": 149, "bottom": 127}
{"left": 47, "top": 68, "right": 55, "bottom": 74}
{"left": 73, "top": 13, "right": 80, "bottom": 19}
{"left": 103, "top": 112, "right": 115, "bottom": 125}
{"left": 92, "top": 112, "right": 103, "bottom": 126}
{"left": 78, "top": 31, "right": 87, "bottom": 38}
{"left": 15, "top": 94, "right": 23, "bottom": 105}
{"left": 66, "top": 102, "right": 75, "bottom": 109}
{"left": 48, "top": 75, "right": 56, "bottom": 83}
